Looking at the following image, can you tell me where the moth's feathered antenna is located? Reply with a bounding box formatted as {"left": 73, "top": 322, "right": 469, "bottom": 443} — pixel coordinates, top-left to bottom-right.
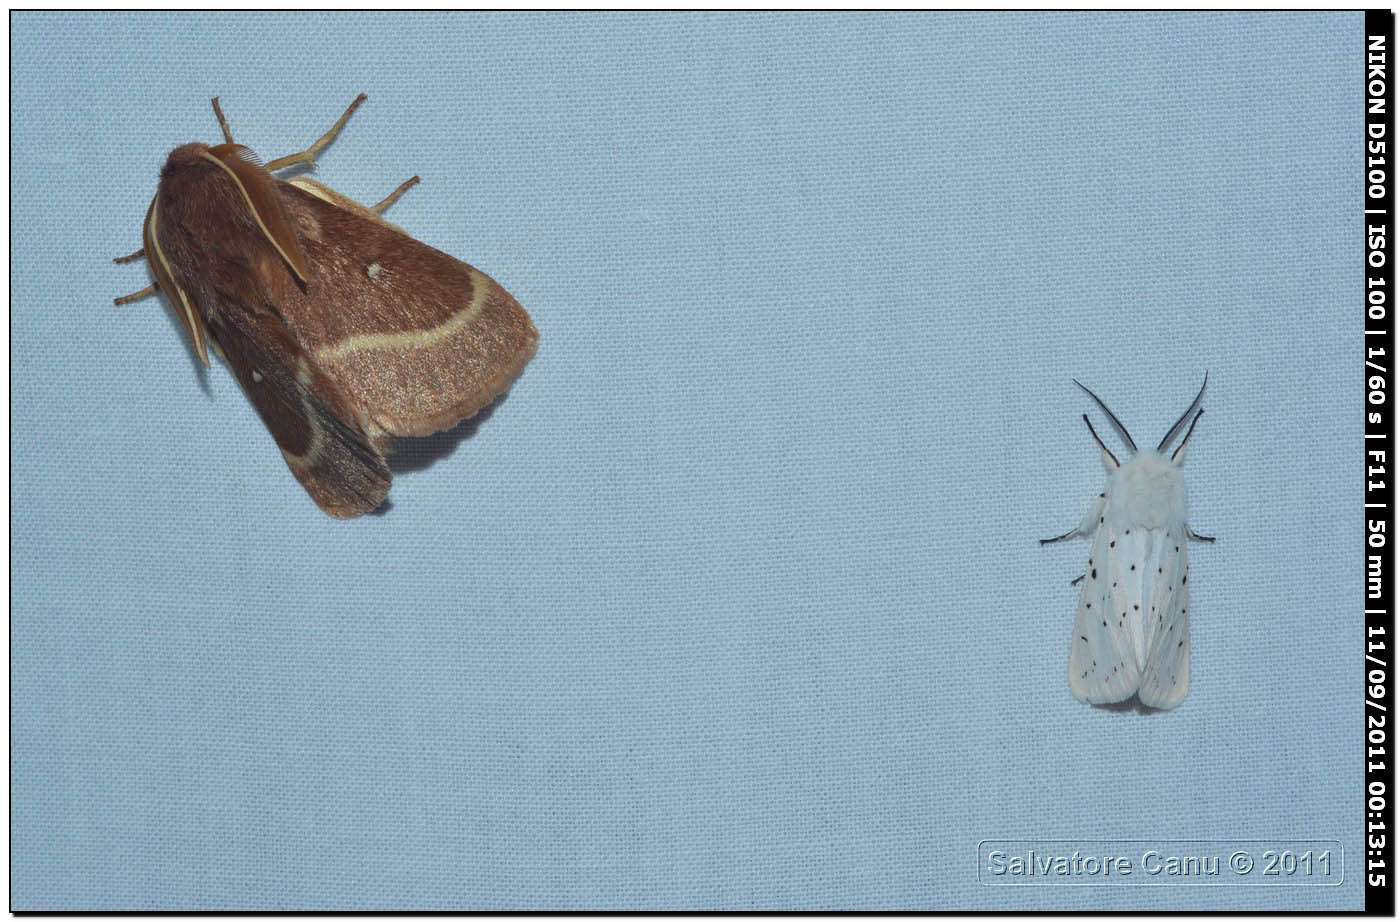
{"left": 1081, "top": 413, "right": 1119, "bottom": 468}
{"left": 1170, "top": 409, "right": 1206, "bottom": 463}
{"left": 1158, "top": 372, "right": 1209, "bottom": 454}
{"left": 1074, "top": 380, "right": 1136, "bottom": 453}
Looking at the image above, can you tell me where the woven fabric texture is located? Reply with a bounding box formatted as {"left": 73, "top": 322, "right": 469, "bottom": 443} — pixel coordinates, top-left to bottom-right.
{"left": 12, "top": 12, "right": 1362, "bottom": 910}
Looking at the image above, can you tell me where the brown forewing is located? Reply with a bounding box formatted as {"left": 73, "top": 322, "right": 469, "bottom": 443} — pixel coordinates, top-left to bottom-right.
{"left": 266, "top": 181, "right": 539, "bottom": 439}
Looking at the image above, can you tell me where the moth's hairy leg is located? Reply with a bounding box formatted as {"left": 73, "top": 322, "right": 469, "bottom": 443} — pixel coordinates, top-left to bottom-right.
{"left": 371, "top": 176, "right": 421, "bottom": 215}
{"left": 1039, "top": 527, "right": 1080, "bottom": 546}
{"left": 113, "top": 248, "right": 156, "bottom": 303}
{"left": 114, "top": 284, "right": 158, "bottom": 305}
{"left": 265, "top": 93, "right": 367, "bottom": 172}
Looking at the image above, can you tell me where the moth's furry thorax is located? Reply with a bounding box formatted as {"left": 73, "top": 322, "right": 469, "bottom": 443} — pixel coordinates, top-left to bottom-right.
{"left": 1104, "top": 450, "right": 1187, "bottom": 533}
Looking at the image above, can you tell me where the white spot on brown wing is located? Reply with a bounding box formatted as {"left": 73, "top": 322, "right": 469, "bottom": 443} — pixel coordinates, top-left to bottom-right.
{"left": 251, "top": 369, "right": 264, "bottom": 383}
{"left": 313, "top": 266, "right": 492, "bottom": 362}
{"left": 366, "top": 262, "right": 383, "bottom": 280}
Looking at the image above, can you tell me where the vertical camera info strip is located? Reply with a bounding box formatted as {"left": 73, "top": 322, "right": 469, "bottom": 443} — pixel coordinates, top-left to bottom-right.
{"left": 1365, "top": 8, "right": 1394, "bottom": 917}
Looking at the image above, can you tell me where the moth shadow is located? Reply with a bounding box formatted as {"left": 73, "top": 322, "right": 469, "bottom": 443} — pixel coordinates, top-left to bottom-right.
{"left": 386, "top": 392, "right": 508, "bottom": 475}
{"left": 1092, "top": 696, "right": 1168, "bottom": 716}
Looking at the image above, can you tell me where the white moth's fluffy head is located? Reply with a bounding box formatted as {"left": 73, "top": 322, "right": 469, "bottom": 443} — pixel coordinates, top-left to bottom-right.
{"left": 1105, "top": 449, "right": 1186, "bottom": 531}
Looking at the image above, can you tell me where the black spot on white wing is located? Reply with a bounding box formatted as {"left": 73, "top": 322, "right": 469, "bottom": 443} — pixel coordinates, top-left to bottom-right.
{"left": 1091, "top": 568, "right": 1097, "bottom": 579}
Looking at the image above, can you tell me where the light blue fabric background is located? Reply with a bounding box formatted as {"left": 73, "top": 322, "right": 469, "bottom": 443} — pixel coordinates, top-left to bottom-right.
{"left": 12, "top": 12, "right": 1362, "bottom": 910}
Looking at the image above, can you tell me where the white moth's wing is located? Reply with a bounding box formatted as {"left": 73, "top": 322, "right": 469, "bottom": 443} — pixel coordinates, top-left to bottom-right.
{"left": 1139, "top": 525, "right": 1190, "bottom": 709}
{"left": 1105, "top": 525, "right": 1154, "bottom": 674}
{"left": 1068, "top": 521, "right": 1142, "bottom": 703}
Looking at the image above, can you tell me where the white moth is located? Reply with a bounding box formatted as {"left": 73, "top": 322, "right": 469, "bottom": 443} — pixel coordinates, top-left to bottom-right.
{"left": 1043, "top": 375, "right": 1213, "bottom": 710}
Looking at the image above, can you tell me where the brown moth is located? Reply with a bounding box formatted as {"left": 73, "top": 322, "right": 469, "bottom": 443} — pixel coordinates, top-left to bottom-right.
{"left": 114, "top": 94, "right": 537, "bottom": 518}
